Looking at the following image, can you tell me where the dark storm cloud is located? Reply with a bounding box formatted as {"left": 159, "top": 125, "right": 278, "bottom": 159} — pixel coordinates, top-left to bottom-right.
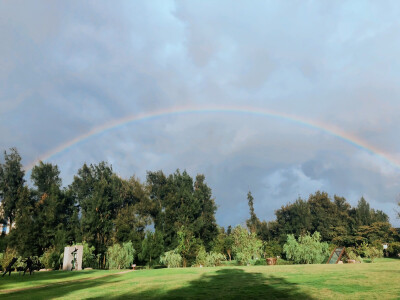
{"left": 1, "top": 0, "right": 400, "bottom": 226}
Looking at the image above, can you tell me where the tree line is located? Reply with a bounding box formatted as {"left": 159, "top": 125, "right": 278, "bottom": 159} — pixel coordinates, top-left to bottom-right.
{"left": 0, "top": 148, "right": 399, "bottom": 269}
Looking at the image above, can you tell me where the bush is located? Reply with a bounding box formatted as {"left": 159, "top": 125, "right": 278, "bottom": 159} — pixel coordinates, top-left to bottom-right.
{"left": 387, "top": 242, "right": 400, "bottom": 257}
{"left": 107, "top": 242, "right": 135, "bottom": 269}
{"left": 231, "top": 225, "right": 263, "bottom": 265}
{"left": 253, "top": 259, "right": 267, "bottom": 265}
{"left": 0, "top": 247, "right": 17, "bottom": 271}
{"left": 346, "top": 247, "right": 363, "bottom": 263}
{"left": 40, "top": 246, "right": 62, "bottom": 269}
{"left": 160, "top": 250, "right": 182, "bottom": 268}
{"left": 80, "top": 242, "right": 97, "bottom": 269}
{"left": 195, "top": 247, "right": 226, "bottom": 267}
{"left": 263, "top": 241, "right": 282, "bottom": 258}
{"left": 276, "top": 258, "right": 294, "bottom": 265}
{"left": 283, "top": 232, "right": 329, "bottom": 264}
{"left": 364, "top": 246, "right": 382, "bottom": 263}
{"left": 353, "top": 242, "right": 383, "bottom": 262}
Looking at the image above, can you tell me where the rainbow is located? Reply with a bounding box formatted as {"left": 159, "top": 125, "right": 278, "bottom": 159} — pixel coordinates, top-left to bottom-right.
{"left": 24, "top": 105, "right": 400, "bottom": 172}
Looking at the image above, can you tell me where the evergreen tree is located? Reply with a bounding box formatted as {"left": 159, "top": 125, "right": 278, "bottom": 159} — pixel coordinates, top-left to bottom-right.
{"left": 71, "top": 162, "right": 124, "bottom": 267}
{"left": 31, "top": 162, "right": 77, "bottom": 253}
{"left": 194, "top": 174, "right": 218, "bottom": 251}
{"left": 147, "top": 170, "right": 218, "bottom": 251}
{"left": 139, "top": 230, "right": 164, "bottom": 265}
{"left": 275, "top": 198, "right": 312, "bottom": 238}
{"left": 113, "top": 204, "right": 150, "bottom": 256}
{"left": 0, "top": 148, "right": 25, "bottom": 228}
{"left": 8, "top": 186, "right": 38, "bottom": 256}
{"left": 246, "top": 191, "right": 260, "bottom": 234}
{"left": 356, "top": 197, "right": 371, "bottom": 226}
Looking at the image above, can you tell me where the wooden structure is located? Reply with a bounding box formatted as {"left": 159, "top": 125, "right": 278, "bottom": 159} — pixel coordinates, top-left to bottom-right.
{"left": 326, "top": 247, "right": 348, "bottom": 264}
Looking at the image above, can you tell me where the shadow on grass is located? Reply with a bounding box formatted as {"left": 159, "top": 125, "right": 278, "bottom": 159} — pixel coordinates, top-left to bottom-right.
{"left": 0, "top": 272, "right": 121, "bottom": 300}
{"left": 116, "top": 268, "right": 314, "bottom": 299}
{"left": 0, "top": 270, "right": 100, "bottom": 289}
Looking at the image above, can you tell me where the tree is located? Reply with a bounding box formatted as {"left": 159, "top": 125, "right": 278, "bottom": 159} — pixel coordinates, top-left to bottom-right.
{"left": 139, "top": 230, "right": 164, "bottom": 265}
{"left": 231, "top": 225, "right": 263, "bottom": 265}
{"left": 147, "top": 170, "right": 218, "bottom": 252}
{"left": 107, "top": 242, "right": 135, "bottom": 269}
{"left": 308, "top": 192, "right": 338, "bottom": 241}
{"left": 160, "top": 250, "right": 182, "bottom": 268}
{"left": 31, "top": 162, "right": 77, "bottom": 253}
{"left": 176, "top": 226, "right": 197, "bottom": 267}
{"left": 356, "top": 197, "right": 371, "bottom": 226}
{"left": 7, "top": 186, "right": 38, "bottom": 256}
{"left": 0, "top": 148, "right": 25, "bottom": 228}
{"left": 113, "top": 205, "right": 150, "bottom": 256}
{"left": 71, "top": 162, "right": 125, "bottom": 267}
{"left": 283, "top": 232, "right": 329, "bottom": 264}
{"left": 275, "top": 197, "right": 312, "bottom": 238}
{"left": 193, "top": 174, "right": 218, "bottom": 251}
{"left": 246, "top": 191, "right": 260, "bottom": 234}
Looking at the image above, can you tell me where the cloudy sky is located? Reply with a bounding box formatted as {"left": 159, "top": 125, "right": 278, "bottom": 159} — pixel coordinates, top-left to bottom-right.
{"left": 1, "top": 0, "right": 400, "bottom": 227}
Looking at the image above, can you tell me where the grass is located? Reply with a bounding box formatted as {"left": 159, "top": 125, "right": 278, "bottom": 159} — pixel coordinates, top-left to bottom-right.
{"left": 0, "top": 258, "right": 399, "bottom": 299}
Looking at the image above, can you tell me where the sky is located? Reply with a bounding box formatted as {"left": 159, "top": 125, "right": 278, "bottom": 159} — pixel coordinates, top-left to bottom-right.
{"left": 1, "top": 0, "right": 400, "bottom": 227}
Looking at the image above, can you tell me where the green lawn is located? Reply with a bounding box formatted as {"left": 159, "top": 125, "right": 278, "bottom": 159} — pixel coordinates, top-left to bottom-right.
{"left": 1, "top": 258, "right": 399, "bottom": 299}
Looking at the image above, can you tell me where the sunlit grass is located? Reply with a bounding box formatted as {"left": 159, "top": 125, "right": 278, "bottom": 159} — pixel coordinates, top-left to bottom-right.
{"left": 1, "top": 258, "right": 399, "bottom": 299}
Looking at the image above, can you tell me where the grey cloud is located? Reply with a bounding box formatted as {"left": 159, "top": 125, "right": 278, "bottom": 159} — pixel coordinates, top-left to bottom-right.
{"left": 1, "top": 0, "right": 400, "bottom": 227}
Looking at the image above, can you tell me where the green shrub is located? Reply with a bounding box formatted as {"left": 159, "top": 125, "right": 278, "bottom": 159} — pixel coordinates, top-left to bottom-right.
{"left": 107, "top": 242, "right": 135, "bottom": 269}
{"left": 254, "top": 259, "right": 267, "bottom": 265}
{"left": 263, "top": 241, "right": 282, "bottom": 258}
{"left": 276, "top": 258, "right": 294, "bottom": 265}
{"left": 160, "top": 250, "right": 182, "bottom": 268}
{"left": 40, "top": 246, "right": 62, "bottom": 269}
{"left": 364, "top": 246, "right": 382, "bottom": 263}
{"left": 283, "top": 232, "right": 329, "bottom": 264}
{"left": 79, "top": 242, "right": 96, "bottom": 269}
{"left": 231, "top": 225, "right": 263, "bottom": 265}
{"left": 195, "top": 247, "right": 226, "bottom": 267}
{"left": 387, "top": 242, "right": 400, "bottom": 257}
{"left": 0, "top": 247, "right": 17, "bottom": 270}
{"left": 346, "top": 247, "right": 363, "bottom": 263}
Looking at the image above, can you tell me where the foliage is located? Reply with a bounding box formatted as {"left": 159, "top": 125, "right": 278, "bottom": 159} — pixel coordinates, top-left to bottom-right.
{"left": 139, "top": 230, "right": 164, "bottom": 266}
{"left": 176, "top": 226, "right": 198, "bottom": 267}
{"left": 364, "top": 246, "right": 383, "bottom": 263}
{"left": 276, "top": 258, "right": 294, "bottom": 265}
{"left": 231, "top": 225, "right": 263, "bottom": 265}
{"left": 113, "top": 177, "right": 151, "bottom": 254}
{"left": 147, "top": 170, "right": 218, "bottom": 252}
{"left": 263, "top": 241, "right": 282, "bottom": 258}
{"left": 0, "top": 247, "right": 17, "bottom": 270}
{"left": 107, "top": 242, "right": 135, "bottom": 269}
{"left": 246, "top": 191, "right": 260, "bottom": 234}
{"left": 346, "top": 247, "right": 363, "bottom": 263}
{"left": 274, "top": 192, "right": 389, "bottom": 245}
{"left": 253, "top": 259, "right": 267, "bottom": 265}
{"left": 283, "top": 232, "right": 329, "bottom": 264}
{"left": 195, "top": 246, "right": 225, "bottom": 267}
{"left": 0, "top": 148, "right": 396, "bottom": 269}
{"left": 0, "top": 148, "right": 25, "bottom": 227}
{"left": 160, "top": 250, "right": 182, "bottom": 268}
{"left": 40, "top": 246, "right": 62, "bottom": 269}
{"left": 79, "top": 241, "right": 97, "bottom": 269}
{"left": 387, "top": 242, "right": 400, "bottom": 257}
